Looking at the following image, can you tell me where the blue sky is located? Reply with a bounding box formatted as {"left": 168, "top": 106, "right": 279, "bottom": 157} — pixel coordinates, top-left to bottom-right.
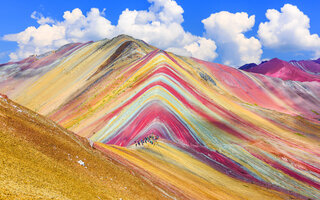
{"left": 0, "top": 0, "right": 319, "bottom": 66}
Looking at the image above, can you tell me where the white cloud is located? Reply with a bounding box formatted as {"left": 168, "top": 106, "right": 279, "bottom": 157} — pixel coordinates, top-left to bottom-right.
{"left": 115, "top": 0, "right": 217, "bottom": 61}
{"left": 165, "top": 36, "right": 218, "bottom": 61}
{"left": 149, "top": 0, "right": 183, "bottom": 24}
{"left": 3, "top": 0, "right": 218, "bottom": 62}
{"left": 31, "top": 11, "right": 54, "bottom": 25}
{"left": 62, "top": 8, "right": 115, "bottom": 42}
{"left": 202, "top": 11, "right": 262, "bottom": 66}
{"left": 258, "top": 4, "right": 320, "bottom": 58}
{"left": 4, "top": 8, "right": 115, "bottom": 61}
{"left": 3, "top": 2, "right": 320, "bottom": 65}
{"left": 184, "top": 38, "right": 217, "bottom": 61}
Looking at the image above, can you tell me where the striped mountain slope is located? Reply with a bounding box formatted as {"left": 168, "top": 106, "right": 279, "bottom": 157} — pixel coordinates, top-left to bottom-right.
{"left": 0, "top": 94, "right": 177, "bottom": 200}
{"left": 1, "top": 35, "right": 320, "bottom": 199}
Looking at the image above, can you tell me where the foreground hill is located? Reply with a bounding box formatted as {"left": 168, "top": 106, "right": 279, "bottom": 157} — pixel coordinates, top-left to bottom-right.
{"left": 240, "top": 58, "right": 320, "bottom": 82}
{"left": 0, "top": 94, "right": 175, "bottom": 200}
{"left": 1, "top": 34, "right": 320, "bottom": 199}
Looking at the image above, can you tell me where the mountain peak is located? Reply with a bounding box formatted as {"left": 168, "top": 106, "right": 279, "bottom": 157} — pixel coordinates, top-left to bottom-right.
{"left": 115, "top": 34, "right": 135, "bottom": 40}
{"left": 238, "top": 63, "right": 257, "bottom": 70}
{"left": 242, "top": 57, "right": 320, "bottom": 82}
{"left": 1, "top": 34, "right": 320, "bottom": 200}
{"left": 245, "top": 57, "right": 288, "bottom": 73}
{"left": 268, "top": 57, "right": 283, "bottom": 63}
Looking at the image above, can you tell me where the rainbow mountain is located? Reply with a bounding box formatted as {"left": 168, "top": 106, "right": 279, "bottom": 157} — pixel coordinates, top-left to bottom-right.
{"left": 0, "top": 93, "right": 176, "bottom": 200}
{"left": 1, "top": 34, "right": 320, "bottom": 199}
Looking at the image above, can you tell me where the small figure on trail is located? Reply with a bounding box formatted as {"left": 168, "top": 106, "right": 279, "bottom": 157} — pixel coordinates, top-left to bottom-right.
{"left": 134, "top": 133, "right": 160, "bottom": 147}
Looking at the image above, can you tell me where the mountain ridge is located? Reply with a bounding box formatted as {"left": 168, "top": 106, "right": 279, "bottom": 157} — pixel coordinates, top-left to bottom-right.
{"left": 1, "top": 34, "right": 320, "bottom": 199}
{"left": 239, "top": 57, "right": 320, "bottom": 82}
{"left": 0, "top": 93, "right": 176, "bottom": 199}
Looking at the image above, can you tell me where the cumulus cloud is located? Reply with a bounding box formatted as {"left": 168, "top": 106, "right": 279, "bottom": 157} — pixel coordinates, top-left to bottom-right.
{"left": 3, "top": 8, "right": 115, "bottom": 60}
{"left": 116, "top": 0, "right": 217, "bottom": 61}
{"left": 3, "top": 0, "right": 217, "bottom": 62}
{"left": 2, "top": 1, "right": 320, "bottom": 66}
{"left": 31, "top": 11, "right": 54, "bottom": 25}
{"left": 202, "top": 11, "right": 262, "bottom": 66}
{"left": 184, "top": 38, "right": 218, "bottom": 60}
{"left": 258, "top": 4, "right": 320, "bottom": 58}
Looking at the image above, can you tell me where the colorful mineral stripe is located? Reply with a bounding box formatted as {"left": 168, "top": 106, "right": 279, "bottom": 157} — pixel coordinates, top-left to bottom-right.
{"left": 0, "top": 35, "right": 320, "bottom": 199}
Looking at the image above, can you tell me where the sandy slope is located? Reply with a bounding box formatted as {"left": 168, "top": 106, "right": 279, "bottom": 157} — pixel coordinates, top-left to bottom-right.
{"left": 0, "top": 94, "right": 175, "bottom": 200}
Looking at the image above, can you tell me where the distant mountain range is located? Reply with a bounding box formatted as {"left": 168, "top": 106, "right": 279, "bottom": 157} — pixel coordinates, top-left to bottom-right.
{"left": 239, "top": 58, "right": 320, "bottom": 82}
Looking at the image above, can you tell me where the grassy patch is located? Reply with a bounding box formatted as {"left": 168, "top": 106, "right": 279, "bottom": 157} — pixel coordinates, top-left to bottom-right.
{"left": 295, "top": 132, "right": 305, "bottom": 137}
